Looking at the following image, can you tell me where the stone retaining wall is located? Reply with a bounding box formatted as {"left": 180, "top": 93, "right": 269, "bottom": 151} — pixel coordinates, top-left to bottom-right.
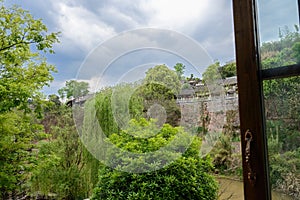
{"left": 177, "top": 96, "right": 239, "bottom": 133}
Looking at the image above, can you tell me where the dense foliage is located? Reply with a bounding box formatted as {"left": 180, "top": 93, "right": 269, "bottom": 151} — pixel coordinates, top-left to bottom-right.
{"left": 0, "top": 1, "right": 59, "bottom": 198}
{"left": 261, "top": 27, "right": 300, "bottom": 197}
{"left": 86, "top": 65, "right": 219, "bottom": 199}
{"left": 173, "top": 62, "right": 186, "bottom": 79}
{"left": 30, "top": 106, "right": 97, "bottom": 199}
{"left": 58, "top": 80, "right": 89, "bottom": 100}
{"left": 92, "top": 118, "right": 218, "bottom": 200}
{"left": 92, "top": 83, "right": 143, "bottom": 137}
{"left": 0, "top": 1, "right": 59, "bottom": 113}
{"left": 91, "top": 65, "right": 182, "bottom": 138}
{"left": 137, "top": 65, "right": 181, "bottom": 126}
{"left": 0, "top": 111, "right": 46, "bottom": 198}
{"left": 202, "top": 61, "right": 236, "bottom": 83}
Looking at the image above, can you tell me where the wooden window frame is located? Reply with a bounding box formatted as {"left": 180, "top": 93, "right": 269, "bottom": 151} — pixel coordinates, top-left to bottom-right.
{"left": 233, "top": 0, "right": 271, "bottom": 199}
{"left": 233, "top": 0, "right": 300, "bottom": 199}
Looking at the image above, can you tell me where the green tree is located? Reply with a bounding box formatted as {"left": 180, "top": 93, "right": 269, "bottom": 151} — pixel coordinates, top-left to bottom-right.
{"left": 292, "top": 42, "right": 300, "bottom": 63}
{"left": 0, "top": 111, "right": 46, "bottom": 199}
{"left": 136, "top": 65, "right": 181, "bottom": 126}
{"left": 202, "top": 61, "right": 222, "bottom": 83}
{"left": 48, "top": 94, "right": 61, "bottom": 107}
{"left": 261, "top": 25, "right": 300, "bottom": 69}
{"left": 0, "top": 0, "right": 59, "bottom": 113}
{"left": 262, "top": 27, "right": 300, "bottom": 153}
{"left": 58, "top": 80, "right": 89, "bottom": 100}
{"left": 173, "top": 62, "right": 185, "bottom": 80}
{"left": 209, "top": 135, "right": 233, "bottom": 172}
{"left": 261, "top": 26, "right": 300, "bottom": 197}
{"left": 31, "top": 106, "right": 95, "bottom": 199}
{"left": 219, "top": 62, "right": 236, "bottom": 79}
{"left": 202, "top": 61, "right": 236, "bottom": 82}
{"left": 0, "top": 1, "right": 59, "bottom": 198}
{"left": 94, "top": 87, "right": 119, "bottom": 137}
{"left": 87, "top": 65, "right": 181, "bottom": 137}
{"left": 86, "top": 83, "right": 144, "bottom": 138}
{"left": 144, "top": 64, "right": 181, "bottom": 95}
{"left": 92, "top": 118, "right": 218, "bottom": 200}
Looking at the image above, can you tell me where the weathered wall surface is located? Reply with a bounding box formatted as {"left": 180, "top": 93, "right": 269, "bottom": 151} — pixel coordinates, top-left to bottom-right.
{"left": 177, "top": 96, "right": 239, "bottom": 133}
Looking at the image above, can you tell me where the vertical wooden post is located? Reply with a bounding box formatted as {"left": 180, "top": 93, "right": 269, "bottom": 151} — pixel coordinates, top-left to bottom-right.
{"left": 232, "top": 0, "right": 271, "bottom": 199}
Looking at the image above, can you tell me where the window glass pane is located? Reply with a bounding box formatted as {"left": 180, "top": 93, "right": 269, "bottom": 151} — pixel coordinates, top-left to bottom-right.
{"left": 257, "top": 0, "right": 300, "bottom": 69}
{"left": 264, "top": 76, "right": 300, "bottom": 199}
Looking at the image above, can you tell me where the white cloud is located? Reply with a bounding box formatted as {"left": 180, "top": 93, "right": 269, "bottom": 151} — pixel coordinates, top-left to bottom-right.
{"left": 139, "top": 0, "right": 211, "bottom": 33}
{"left": 23, "top": 0, "right": 235, "bottom": 94}
{"left": 47, "top": 1, "right": 232, "bottom": 62}
{"left": 99, "top": 6, "right": 140, "bottom": 29}
{"left": 53, "top": 2, "right": 116, "bottom": 52}
{"left": 49, "top": 0, "right": 229, "bottom": 57}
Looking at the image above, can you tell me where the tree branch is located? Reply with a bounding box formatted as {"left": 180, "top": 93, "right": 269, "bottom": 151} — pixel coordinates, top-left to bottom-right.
{"left": 0, "top": 40, "right": 35, "bottom": 52}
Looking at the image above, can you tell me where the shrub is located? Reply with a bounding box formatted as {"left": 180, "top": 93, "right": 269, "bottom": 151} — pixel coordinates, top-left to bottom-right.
{"left": 91, "top": 118, "right": 218, "bottom": 200}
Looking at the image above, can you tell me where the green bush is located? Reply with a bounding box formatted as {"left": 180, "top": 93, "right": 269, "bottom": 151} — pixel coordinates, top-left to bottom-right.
{"left": 30, "top": 107, "right": 94, "bottom": 199}
{"left": 268, "top": 148, "right": 300, "bottom": 197}
{"left": 91, "top": 118, "right": 218, "bottom": 200}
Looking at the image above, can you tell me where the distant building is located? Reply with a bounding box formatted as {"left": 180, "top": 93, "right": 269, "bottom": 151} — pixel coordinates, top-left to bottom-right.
{"left": 178, "top": 88, "right": 195, "bottom": 99}
{"left": 223, "top": 76, "right": 238, "bottom": 97}
{"left": 66, "top": 94, "right": 94, "bottom": 107}
{"left": 177, "top": 76, "right": 238, "bottom": 100}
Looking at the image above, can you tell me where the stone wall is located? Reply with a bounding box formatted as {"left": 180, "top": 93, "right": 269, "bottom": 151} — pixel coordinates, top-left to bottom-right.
{"left": 177, "top": 96, "right": 239, "bottom": 134}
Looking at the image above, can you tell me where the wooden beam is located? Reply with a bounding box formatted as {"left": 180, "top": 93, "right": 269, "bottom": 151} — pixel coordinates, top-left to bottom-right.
{"left": 232, "top": 0, "right": 271, "bottom": 199}
{"left": 261, "top": 63, "right": 300, "bottom": 80}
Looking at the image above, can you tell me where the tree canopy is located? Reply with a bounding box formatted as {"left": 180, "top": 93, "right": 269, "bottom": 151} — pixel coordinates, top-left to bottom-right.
{"left": 135, "top": 64, "right": 181, "bottom": 126}
{"left": 173, "top": 62, "right": 185, "bottom": 80}
{"left": 92, "top": 118, "right": 218, "bottom": 200}
{"left": 260, "top": 26, "right": 300, "bottom": 196}
{"left": 144, "top": 64, "right": 181, "bottom": 95}
{"left": 0, "top": 1, "right": 59, "bottom": 113}
{"left": 202, "top": 61, "right": 236, "bottom": 83}
{"left": 58, "top": 80, "right": 89, "bottom": 100}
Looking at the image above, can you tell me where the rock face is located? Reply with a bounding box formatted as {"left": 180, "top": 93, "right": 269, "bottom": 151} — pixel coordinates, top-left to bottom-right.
{"left": 177, "top": 96, "right": 240, "bottom": 134}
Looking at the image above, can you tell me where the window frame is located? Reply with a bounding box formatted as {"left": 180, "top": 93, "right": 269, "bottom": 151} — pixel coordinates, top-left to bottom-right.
{"left": 233, "top": 0, "right": 300, "bottom": 199}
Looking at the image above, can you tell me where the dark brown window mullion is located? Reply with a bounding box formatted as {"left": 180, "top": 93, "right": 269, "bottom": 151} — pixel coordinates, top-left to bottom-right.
{"left": 232, "top": 0, "right": 271, "bottom": 199}
{"left": 261, "top": 63, "right": 300, "bottom": 80}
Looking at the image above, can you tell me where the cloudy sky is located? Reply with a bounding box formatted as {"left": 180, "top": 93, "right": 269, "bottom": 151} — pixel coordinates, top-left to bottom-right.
{"left": 4, "top": 0, "right": 299, "bottom": 95}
